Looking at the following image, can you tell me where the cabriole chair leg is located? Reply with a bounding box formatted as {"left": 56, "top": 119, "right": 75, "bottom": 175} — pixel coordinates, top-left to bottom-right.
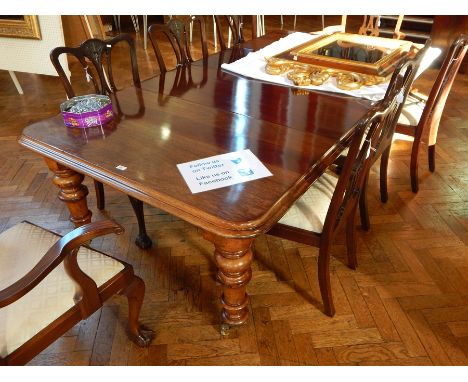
{"left": 120, "top": 275, "right": 154, "bottom": 347}
{"left": 128, "top": 195, "right": 153, "bottom": 249}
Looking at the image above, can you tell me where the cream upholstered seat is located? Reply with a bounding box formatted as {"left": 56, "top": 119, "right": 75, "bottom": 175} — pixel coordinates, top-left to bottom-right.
{"left": 397, "top": 93, "right": 427, "bottom": 126}
{"left": 0, "top": 220, "right": 153, "bottom": 365}
{"left": 0, "top": 222, "right": 124, "bottom": 358}
{"left": 278, "top": 171, "right": 338, "bottom": 234}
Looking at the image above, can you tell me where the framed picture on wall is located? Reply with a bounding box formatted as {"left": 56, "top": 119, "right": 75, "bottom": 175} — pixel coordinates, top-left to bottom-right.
{"left": 0, "top": 15, "right": 41, "bottom": 39}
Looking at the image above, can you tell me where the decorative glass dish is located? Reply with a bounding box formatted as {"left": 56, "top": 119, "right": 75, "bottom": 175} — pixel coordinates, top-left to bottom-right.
{"left": 60, "top": 95, "right": 114, "bottom": 128}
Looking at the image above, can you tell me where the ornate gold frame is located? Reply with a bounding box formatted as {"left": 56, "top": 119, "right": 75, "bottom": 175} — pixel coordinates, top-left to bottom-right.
{"left": 265, "top": 33, "right": 416, "bottom": 90}
{"left": 0, "top": 16, "right": 42, "bottom": 39}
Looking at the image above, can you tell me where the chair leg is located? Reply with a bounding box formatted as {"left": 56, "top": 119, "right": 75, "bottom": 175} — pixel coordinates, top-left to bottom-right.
{"left": 213, "top": 15, "right": 217, "bottom": 50}
{"left": 120, "top": 275, "right": 153, "bottom": 347}
{"left": 189, "top": 18, "right": 193, "bottom": 43}
{"left": 409, "top": 139, "right": 421, "bottom": 193}
{"left": 131, "top": 15, "right": 139, "bottom": 33}
{"left": 428, "top": 144, "right": 436, "bottom": 172}
{"left": 143, "top": 15, "right": 148, "bottom": 50}
{"left": 380, "top": 146, "right": 391, "bottom": 203}
{"left": 94, "top": 180, "right": 105, "bottom": 210}
{"left": 346, "top": 206, "right": 358, "bottom": 270}
{"left": 359, "top": 175, "right": 370, "bottom": 231}
{"left": 128, "top": 196, "right": 152, "bottom": 249}
{"left": 318, "top": 242, "right": 335, "bottom": 317}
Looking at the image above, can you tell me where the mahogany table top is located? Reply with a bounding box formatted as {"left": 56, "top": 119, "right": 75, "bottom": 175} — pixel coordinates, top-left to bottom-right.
{"left": 19, "top": 32, "right": 372, "bottom": 238}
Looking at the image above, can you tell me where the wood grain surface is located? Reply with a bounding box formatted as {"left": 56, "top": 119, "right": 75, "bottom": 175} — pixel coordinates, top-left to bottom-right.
{"left": 1, "top": 15, "right": 468, "bottom": 365}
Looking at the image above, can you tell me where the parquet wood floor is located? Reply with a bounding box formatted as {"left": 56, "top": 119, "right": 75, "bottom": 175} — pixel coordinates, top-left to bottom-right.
{"left": 1, "top": 16, "right": 468, "bottom": 366}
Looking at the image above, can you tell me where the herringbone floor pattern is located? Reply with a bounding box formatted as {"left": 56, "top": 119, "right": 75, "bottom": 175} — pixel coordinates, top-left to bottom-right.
{"left": 1, "top": 16, "right": 468, "bottom": 366}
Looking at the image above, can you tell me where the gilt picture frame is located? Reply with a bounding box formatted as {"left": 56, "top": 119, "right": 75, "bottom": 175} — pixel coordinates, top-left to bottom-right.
{"left": 285, "top": 32, "right": 414, "bottom": 76}
{"left": 0, "top": 15, "right": 42, "bottom": 40}
{"left": 265, "top": 32, "right": 419, "bottom": 90}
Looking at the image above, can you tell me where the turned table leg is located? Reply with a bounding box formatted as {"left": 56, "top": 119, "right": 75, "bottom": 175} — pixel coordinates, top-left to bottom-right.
{"left": 203, "top": 231, "right": 254, "bottom": 326}
{"left": 45, "top": 158, "right": 92, "bottom": 227}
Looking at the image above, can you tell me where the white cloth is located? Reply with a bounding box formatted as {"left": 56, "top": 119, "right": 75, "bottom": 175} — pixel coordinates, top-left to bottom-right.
{"left": 221, "top": 32, "right": 441, "bottom": 102}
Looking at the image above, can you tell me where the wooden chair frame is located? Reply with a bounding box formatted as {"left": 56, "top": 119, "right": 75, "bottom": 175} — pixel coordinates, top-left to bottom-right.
{"left": 394, "top": 34, "right": 468, "bottom": 193}
{"left": 50, "top": 34, "right": 152, "bottom": 250}
{"left": 50, "top": 33, "right": 140, "bottom": 98}
{"left": 268, "top": 55, "right": 424, "bottom": 316}
{"left": 358, "top": 15, "right": 405, "bottom": 39}
{"left": 0, "top": 220, "right": 153, "bottom": 366}
{"left": 148, "top": 16, "right": 208, "bottom": 73}
{"left": 331, "top": 42, "right": 430, "bottom": 231}
{"left": 356, "top": 41, "right": 431, "bottom": 230}
{"left": 214, "top": 16, "right": 245, "bottom": 51}
{"left": 358, "top": 15, "right": 381, "bottom": 37}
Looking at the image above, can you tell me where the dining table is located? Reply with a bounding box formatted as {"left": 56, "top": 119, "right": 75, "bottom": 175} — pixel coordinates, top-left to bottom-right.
{"left": 19, "top": 30, "right": 377, "bottom": 328}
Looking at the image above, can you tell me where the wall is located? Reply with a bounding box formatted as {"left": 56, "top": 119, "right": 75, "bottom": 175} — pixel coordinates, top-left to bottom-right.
{"left": 0, "top": 15, "right": 68, "bottom": 76}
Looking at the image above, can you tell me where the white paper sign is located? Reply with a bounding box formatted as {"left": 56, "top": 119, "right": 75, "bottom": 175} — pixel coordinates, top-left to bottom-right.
{"left": 177, "top": 149, "right": 273, "bottom": 194}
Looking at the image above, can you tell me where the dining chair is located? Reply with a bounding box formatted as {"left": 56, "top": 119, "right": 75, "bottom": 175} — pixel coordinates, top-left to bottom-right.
{"left": 49, "top": 34, "right": 152, "bottom": 249}
{"left": 391, "top": 34, "right": 468, "bottom": 193}
{"left": 358, "top": 15, "right": 380, "bottom": 36}
{"left": 267, "top": 56, "right": 422, "bottom": 317}
{"left": 50, "top": 33, "right": 140, "bottom": 100}
{"left": 336, "top": 41, "right": 431, "bottom": 230}
{"left": 0, "top": 220, "right": 153, "bottom": 365}
{"left": 214, "top": 16, "right": 245, "bottom": 51}
{"left": 320, "top": 16, "right": 396, "bottom": 38}
{"left": 320, "top": 15, "right": 377, "bottom": 35}
{"left": 148, "top": 16, "right": 208, "bottom": 74}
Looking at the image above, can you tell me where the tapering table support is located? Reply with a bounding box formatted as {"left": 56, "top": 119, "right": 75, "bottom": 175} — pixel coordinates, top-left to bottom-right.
{"left": 203, "top": 231, "right": 254, "bottom": 326}
{"left": 44, "top": 158, "right": 92, "bottom": 227}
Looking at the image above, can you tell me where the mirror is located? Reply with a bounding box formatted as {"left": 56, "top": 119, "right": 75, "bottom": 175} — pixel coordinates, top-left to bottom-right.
{"left": 287, "top": 33, "right": 413, "bottom": 77}
{"left": 0, "top": 15, "right": 41, "bottom": 39}
{"left": 265, "top": 33, "right": 419, "bottom": 90}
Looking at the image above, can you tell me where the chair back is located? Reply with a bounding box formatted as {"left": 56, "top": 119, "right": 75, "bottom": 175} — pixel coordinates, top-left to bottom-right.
{"left": 381, "top": 39, "right": 431, "bottom": 131}
{"left": 419, "top": 34, "right": 467, "bottom": 146}
{"left": 358, "top": 15, "right": 381, "bottom": 36}
{"left": 357, "top": 15, "right": 405, "bottom": 38}
{"left": 322, "top": 42, "right": 430, "bottom": 235}
{"left": 148, "top": 16, "right": 208, "bottom": 73}
{"left": 214, "top": 16, "right": 245, "bottom": 51}
{"left": 50, "top": 34, "right": 140, "bottom": 98}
